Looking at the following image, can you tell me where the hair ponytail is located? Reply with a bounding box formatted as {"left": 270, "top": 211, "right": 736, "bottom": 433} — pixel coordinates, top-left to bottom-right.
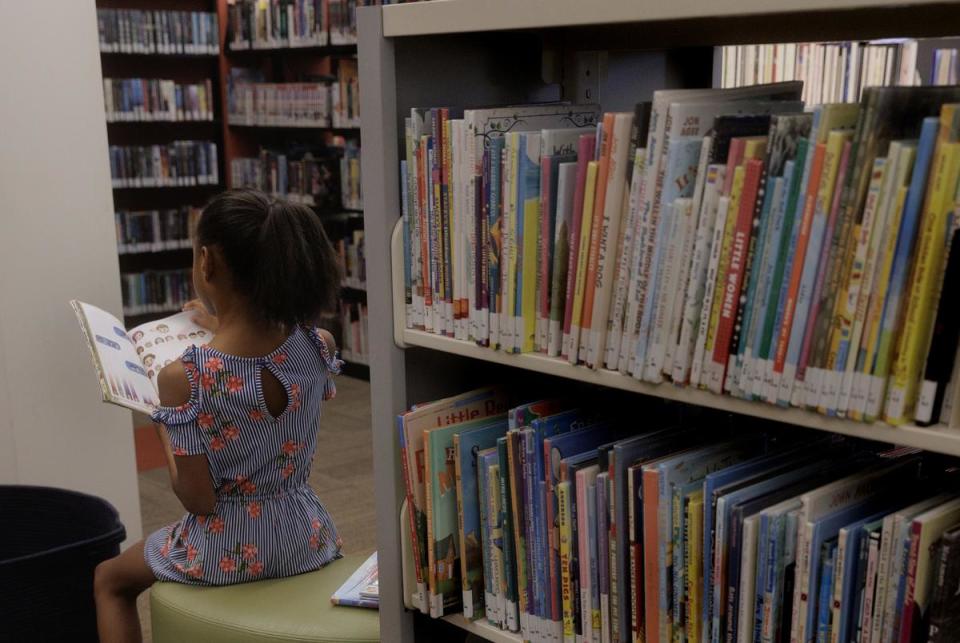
{"left": 197, "top": 189, "right": 341, "bottom": 328}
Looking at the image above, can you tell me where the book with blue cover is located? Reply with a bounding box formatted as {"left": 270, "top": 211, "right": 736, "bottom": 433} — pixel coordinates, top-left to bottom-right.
{"left": 454, "top": 420, "right": 510, "bottom": 619}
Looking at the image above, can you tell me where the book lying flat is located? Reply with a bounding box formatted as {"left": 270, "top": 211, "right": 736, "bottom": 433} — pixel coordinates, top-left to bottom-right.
{"left": 330, "top": 551, "right": 379, "bottom": 609}
{"left": 71, "top": 300, "right": 210, "bottom": 414}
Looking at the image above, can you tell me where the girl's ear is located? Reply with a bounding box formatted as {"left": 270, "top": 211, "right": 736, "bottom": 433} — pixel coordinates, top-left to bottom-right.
{"left": 199, "top": 245, "right": 214, "bottom": 283}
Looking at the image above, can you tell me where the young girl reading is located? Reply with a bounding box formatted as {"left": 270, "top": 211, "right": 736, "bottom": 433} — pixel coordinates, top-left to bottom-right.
{"left": 94, "top": 189, "right": 345, "bottom": 643}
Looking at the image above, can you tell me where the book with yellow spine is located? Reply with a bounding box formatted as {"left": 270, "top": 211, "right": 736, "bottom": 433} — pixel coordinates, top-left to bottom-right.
{"left": 851, "top": 183, "right": 911, "bottom": 419}
{"left": 685, "top": 491, "right": 704, "bottom": 643}
{"left": 885, "top": 140, "right": 960, "bottom": 423}
{"left": 845, "top": 143, "right": 917, "bottom": 419}
{"left": 519, "top": 132, "right": 542, "bottom": 353}
{"left": 501, "top": 133, "right": 521, "bottom": 352}
{"left": 819, "top": 156, "right": 887, "bottom": 415}
{"left": 557, "top": 479, "right": 575, "bottom": 642}
{"left": 568, "top": 161, "right": 600, "bottom": 365}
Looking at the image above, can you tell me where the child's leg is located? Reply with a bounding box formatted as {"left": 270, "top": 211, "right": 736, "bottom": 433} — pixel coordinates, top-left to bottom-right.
{"left": 94, "top": 540, "right": 157, "bottom": 643}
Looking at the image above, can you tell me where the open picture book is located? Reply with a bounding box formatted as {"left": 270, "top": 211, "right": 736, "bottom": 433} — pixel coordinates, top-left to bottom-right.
{"left": 71, "top": 300, "right": 211, "bottom": 414}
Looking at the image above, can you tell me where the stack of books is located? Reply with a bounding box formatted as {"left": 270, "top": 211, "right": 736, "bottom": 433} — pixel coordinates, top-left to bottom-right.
{"left": 103, "top": 78, "right": 215, "bottom": 123}
{"left": 400, "top": 387, "right": 960, "bottom": 643}
{"left": 110, "top": 141, "right": 219, "bottom": 188}
{"left": 121, "top": 269, "right": 193, "bottom": 316}
{"left": 332, "top": 59, "right": 360, "bottom": 128}
{"left": 226, "top": 0, "right": 331, "bottom": 49}
{"left": 933, "top": 49, "right": 960, "bottom": 86}
{"left": 328, "top": 0, "right": 358, "bottom": 45}
{"left": 340, "top": 140, "right": 362, "bottom": 209}
{"left": 719, "top": 40, "right": 921, "bottom": 104}
{"left": 97, "top": 9, "right": 219, "bottom": 55}
{"left": 338, "top": 228, "right": 366, "bottom": 289}
{"left": 115, "top": 207, "right": 200, "bottom": 255}
{"left": 230, "top": 146, "right": 348, "bottom": 211}
{"left": 339, "top": 300, "right": 368, "bottom": 365}
{"left": 399, "top": 84, "right": 960, "bottom": 428}
{"left": 228, "top": 80, "right": 332, "bottom": 127}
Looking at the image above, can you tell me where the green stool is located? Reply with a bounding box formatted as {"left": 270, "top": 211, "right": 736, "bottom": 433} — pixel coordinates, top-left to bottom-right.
{"left": 151, "top": 554, "right": 380, "bottom": 643}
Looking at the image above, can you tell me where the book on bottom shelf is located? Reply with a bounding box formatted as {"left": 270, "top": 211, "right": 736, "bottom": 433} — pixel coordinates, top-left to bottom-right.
{"left": 398, "top": 386, "right": 960, "bottom": 643}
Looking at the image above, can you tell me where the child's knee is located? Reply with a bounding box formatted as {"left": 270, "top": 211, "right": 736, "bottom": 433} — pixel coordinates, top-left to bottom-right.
{"left": 94, "top": 558, "right": 114, "bottom": 596}
{"left": 94, "top": 557, "right": 128, "bottom": 598}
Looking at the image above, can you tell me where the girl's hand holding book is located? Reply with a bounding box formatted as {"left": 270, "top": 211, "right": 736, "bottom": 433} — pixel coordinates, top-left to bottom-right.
{"left": 183, "top": 299, "right": 218, "bottom": 333}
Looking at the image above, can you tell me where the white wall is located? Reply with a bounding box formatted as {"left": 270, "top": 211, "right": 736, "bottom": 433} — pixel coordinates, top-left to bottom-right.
{"left": 0, "top": 1, "right": 142, "bottom": 543}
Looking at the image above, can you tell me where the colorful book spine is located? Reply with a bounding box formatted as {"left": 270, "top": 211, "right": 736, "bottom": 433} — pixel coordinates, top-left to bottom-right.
{"left": 886, "top": 141, "right": 960, "bottom": 423}
{"left": 569, "top": 161, "right": 600, "bottom": 365}
{"left": 867, "top": 117, "right": 941, "bottom": 421}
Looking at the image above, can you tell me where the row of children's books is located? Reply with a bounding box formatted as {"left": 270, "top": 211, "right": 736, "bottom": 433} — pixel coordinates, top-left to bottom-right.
{"left": 225, "top": 0, "right": 364, "bottom": 50}
{"left": 337, "top": 227, "right": 366, "bottom": 289}
{"left": 399, "top": 83, "right": 960, "bottom": 428}
{"left": 230, "top": 145, "right": 348, "bottom": 211}
{"left": 338, "top": 299, "right": 368, "bottom": 365}
{"left": 120, "top": 269, "right": 193, "bottom": 317}
{"left": 341, "top": 140, "right": 363, "bottom": 209}
{"left": 103, "top": 78, "right": 215, "bottom": 123}
{"left": 332, "top": 59, "right": 360, "bottom": 129}
{"left": 719, "top": 41, "right": 921, "bottom": 106}
{"left": 97, "top": 9, "right": 219, "bottom": 55}
{"left": 228, "top": 80, "right": 332, "bottom": 127}
{"left": 110, "top": 141, "right": 219, "bottom": 188}
{"left": 400, "top": 386, "right": 960, "bottom": 643}
{"left": 115, "top": 207, "right": 199, "bottom": 255}
{"left": 931, "top": 50, "right": 959, "bottom": 87}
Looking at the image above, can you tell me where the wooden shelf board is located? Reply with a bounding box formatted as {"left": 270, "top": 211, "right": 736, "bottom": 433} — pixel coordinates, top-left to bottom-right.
{"left": 400, "top": 329, "right": 960, "bottom": 457}
{"left": 382, "top": 0, "right": 950, "bottom": 36}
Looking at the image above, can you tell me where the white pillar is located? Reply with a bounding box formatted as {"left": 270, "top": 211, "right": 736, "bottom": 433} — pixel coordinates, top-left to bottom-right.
{"left": 0, "top": 0, "right": 143, "bottom": 544}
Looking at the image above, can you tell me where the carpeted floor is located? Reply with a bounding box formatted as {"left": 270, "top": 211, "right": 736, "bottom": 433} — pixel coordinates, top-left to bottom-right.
{"left": 135, "top": 374, "right": 375, "bottom": 641}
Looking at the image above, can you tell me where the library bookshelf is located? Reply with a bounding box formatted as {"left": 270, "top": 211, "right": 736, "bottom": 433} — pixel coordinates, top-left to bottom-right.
{"left": 213, "top": 0, "right": 369, "bottom": 374}
{"left": 97, "top": 0, "right": 225, "bottom": 326}
{"left": 357, "top": 1, "right": 960, "bottom": 642}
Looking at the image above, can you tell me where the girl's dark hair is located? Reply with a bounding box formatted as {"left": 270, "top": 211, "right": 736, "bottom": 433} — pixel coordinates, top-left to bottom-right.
{"left": 197, "top": 189, "right": 341, "bottom": 328}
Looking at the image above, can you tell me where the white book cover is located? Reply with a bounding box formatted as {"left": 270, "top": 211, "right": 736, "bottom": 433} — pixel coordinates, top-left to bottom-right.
{"left": 644, "top": 196, "right": 694, "bottom": 382}
{"left": 618, "top": 151, "right": 653, "bottom": 375}
{"left": 500, "top": 133, "right": 519, "bottom": 352}
{"left": 548, "top": 162, "right": 579, "bottom": 357}
{"left": 642, "top": 132, "right": 704, "bottom": 382}
{"left": 737, "top": 513, "right": 761, "bottom": 643}
{"left": 604, "top": 149, "right": 645, "bottom": 370}
{"left": 71, "top": 301, "right": 209, "bottom": 414}
{"left": 691, "top": 196, "right": 732, "bottom": 388}
{"left": 665, "top": 136, "right": 713, "bottom": 380}
{"left": 538, "top": 128, "right": 584, "bottom": 353}
{"left": 587, "top": 113, "right": 633, "bottom": 369}
{"left": 674, "top": 164, "right": 726, "bottom": 385}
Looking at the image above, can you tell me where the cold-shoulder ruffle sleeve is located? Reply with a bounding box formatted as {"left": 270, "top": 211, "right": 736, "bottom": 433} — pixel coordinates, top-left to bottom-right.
{"left": 150, "top": 345, "right": 206, "bottom": 455}
{"left": 304, "top": 326, "right": 344, "bottom": 400}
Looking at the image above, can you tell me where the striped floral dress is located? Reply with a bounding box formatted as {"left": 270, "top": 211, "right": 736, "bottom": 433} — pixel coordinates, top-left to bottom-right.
{"left": 145, "top": 325, "right": 343, "bottom": 585}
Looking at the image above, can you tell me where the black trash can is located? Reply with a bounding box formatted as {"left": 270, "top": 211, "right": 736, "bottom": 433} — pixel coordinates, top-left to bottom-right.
{"left": 0, "top": 485, "right": 126, "bottom": 642}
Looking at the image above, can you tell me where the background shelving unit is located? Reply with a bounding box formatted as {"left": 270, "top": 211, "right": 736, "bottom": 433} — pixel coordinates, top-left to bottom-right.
{"left": 357, "top": 2, "right": 960, "bottom": 641}
{"left": 217, "top": 0, "right": 368, "bottom": 376}
{"left": 97, "top": 0, "right": 224, "bottom": 327}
